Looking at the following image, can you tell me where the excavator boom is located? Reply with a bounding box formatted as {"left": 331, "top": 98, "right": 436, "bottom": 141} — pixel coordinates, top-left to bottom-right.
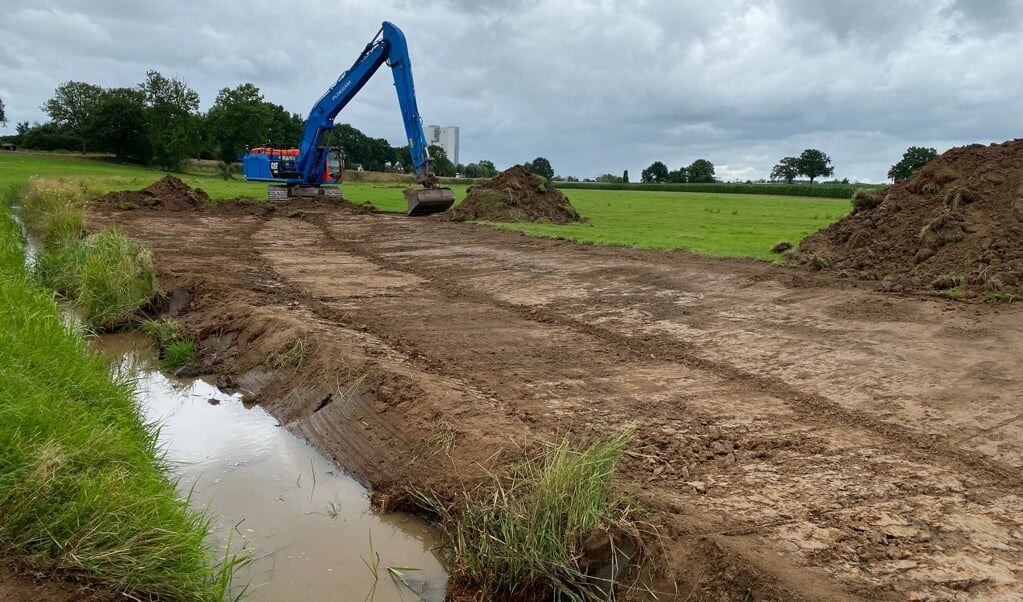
{"left": 242, "top": 22, "right": 454, "bottom": 215}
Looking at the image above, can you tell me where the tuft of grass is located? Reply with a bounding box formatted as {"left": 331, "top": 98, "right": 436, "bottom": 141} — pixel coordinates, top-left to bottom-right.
{"left": 265, "top": 338, "right": 308, "bottom": 370}
{"left": 931, "top": 274, "right": 965, "bottom": 290}
{"left": 141, "top": 318, "right": 196, "bottom": 371}
{"left": 119, "top": 201, "right": 139, "bottom": 210}
{"left": 422, "top": 427, "right": 639, "bottom": 600}
{"left": 985, "top": 291, "right": 1021, "bottom": 303}
{"left": 162, "top": 339, "right": 197, "bottom": 371}
{"left": 20, "top": 179, "right": 160, "bottom": 330}
{"left": 852, "top": 187, "right": 884, "bottom": 213}
{"left": 0, "top": 196, "right": 242, "bottom": 599}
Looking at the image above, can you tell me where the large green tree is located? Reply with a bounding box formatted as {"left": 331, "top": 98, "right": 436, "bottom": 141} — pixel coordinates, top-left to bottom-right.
{"left": 641, "top": 161, "right": 668, "bottom": 183}
{"left": 770, "top": 156, "right": 800, "bottom": 184}
{"left": 266, "top": 103, "right": 304, "bottom": 149}
{"left": 527, "top": 156, "right": 554, "bottom": 180}
{"left": 888, "top": 146, "right": 937, "bottom": 181}
{"left": 139, "top": 70, "right": 201, "bottom": 170}
{"left": 206, "top": 83, "right": 272, "bottom": 162}
{"left": 334, "top": 123, "right": 393, "bottom": 171}
{"left": 667, "top": 167, "right": 688, "bottom": 183}
{"left": 42, "top": 81, "right": 105, "bottom": 152}
{"left": 429, "top": 145, "right": 456, "bottom": 177}
{"left": 687, "top": 159, "right": 716, "bottom": 183}
{"left": 797, "top": 149, "right": 834, "bottom": 184}
{"left": 85, "top": 88, "right": 151, "bottom": 164}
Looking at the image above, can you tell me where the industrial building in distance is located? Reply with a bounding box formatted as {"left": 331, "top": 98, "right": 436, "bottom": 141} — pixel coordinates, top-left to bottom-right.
{"left": 425, "top": 125, "right": 459, "bottom": 166}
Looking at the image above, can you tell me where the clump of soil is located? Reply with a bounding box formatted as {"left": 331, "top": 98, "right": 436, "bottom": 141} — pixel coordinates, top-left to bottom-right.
{"left": 796, "top": 139, "right": 1023, "bottom": 295}
{"left": 94, "top": 175, "right": 211, "bottom": 211}
{"left": 445, "top": 165, "right": 583, "bottom": 224}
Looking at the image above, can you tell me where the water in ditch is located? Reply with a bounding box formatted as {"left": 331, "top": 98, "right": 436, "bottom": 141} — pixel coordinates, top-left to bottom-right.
{"left": 96, "top": 333, "right": 448, "bottom": 601}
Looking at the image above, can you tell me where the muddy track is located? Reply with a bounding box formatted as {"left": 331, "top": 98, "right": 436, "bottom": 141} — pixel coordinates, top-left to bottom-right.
{"left": 91, "top": 201, "right": 1023, "bottom": 601}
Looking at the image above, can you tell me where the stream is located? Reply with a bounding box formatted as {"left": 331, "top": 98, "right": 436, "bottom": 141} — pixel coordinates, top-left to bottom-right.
{"left": 96, "top": 333, "right": 448, "bottom": 601}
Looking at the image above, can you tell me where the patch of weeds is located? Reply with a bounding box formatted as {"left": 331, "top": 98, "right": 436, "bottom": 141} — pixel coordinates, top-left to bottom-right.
{"left": 420, "top": 426, "right": 641, "bottom": 600}
{"left": 941, "top": 288, "right": 966, "bottom": 300}
{"left": 118, "top": 202, "right": 139, "bottom": 211}
{"left": 931, "top": 274, "right": 965, "bottom": 290}
{"left": 985, "top": 291, "right": 1020, "bottom": 303}
{"left": 141, "top": 318, "right": 196, "bottom": 371}
{"left": 265, "top": 338, "right": 308, "bottom": 370}
{"left": 920, "top": 182, "right": 939, "bottom": 195}
{"left": 813, "top": 256, "right": 830, "bottom": 271}
{"left": 162, "top": 339, "right": 197, "bottom": 371}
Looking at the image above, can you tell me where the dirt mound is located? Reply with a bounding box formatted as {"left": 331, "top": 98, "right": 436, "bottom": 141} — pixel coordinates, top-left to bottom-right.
{"left": 94, "top": 175, "right": 211, "bottom": 211}
{"left": 796, "top": 139, "right": 1023, "bottom": 295}
{"left": 445, "top": 165, "right": 583, "bottom": 224}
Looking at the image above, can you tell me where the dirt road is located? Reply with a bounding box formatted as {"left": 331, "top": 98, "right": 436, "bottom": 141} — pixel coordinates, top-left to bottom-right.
{"left": 91, "top": 200, "right": 1023, "bottom": 600}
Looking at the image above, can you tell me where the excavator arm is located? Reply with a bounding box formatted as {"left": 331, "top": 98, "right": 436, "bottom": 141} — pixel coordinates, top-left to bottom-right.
{"left": 293, "top": 22, "right": 453, "bottom": 214}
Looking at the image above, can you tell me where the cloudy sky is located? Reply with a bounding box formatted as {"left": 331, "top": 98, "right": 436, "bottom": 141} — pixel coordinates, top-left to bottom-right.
{"left": 1, "top": 0, "right": 1022, "bottom": 182}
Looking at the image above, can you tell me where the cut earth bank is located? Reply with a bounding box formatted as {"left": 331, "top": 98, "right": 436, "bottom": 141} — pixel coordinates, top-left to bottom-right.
{"left": 89, "top": 188, "right": 1023, "bottom": 600}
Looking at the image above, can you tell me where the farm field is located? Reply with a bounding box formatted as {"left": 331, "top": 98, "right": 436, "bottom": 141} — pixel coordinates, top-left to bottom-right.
{"left": 79, "top": 187, "right": 1023, "bottom": 600}
{"left": 0, "top": 152, "right": 849, "bottom": 259}
{"left": 6, "top": 153, "right": 1023, "bottom": 599}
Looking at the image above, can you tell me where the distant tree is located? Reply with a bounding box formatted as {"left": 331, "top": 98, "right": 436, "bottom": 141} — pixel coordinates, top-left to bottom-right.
{"left": 43, "top": 81, "right": 105, "bottom": 152}
{"left": 888, "top": 146, "right": 937, "bottom": 181}
{"left": 622, "top": 169, "right": 629, "bottom": 183}
{"left": 770, "top": 156, "right": 800, "bottom": 184}
{"left": 667, "top": 167, "right": 689, "bottom": 183}
{"left": 265, "top": 103, "right": 304, "bottom": 149}
{"left": 595, "top": 173, "right": 624, "bottom": 183}
{"left": 641, "top": 161, "right": 668, "bottom": 183}
{"left": 206, "top": 83, "right": 272, "bottom": 162}
{"left": 18, "top": 122, "right": 82, "bottom": 151}
{"left": 527, "top": 156, "right": 554, "bottom": 180}
{"left": 687, "top": 159, "right": 716, "bottom": 183}
{"left": 139, "top": 70, "right": 201, "bottom": 170}
{"left": 85, "top": 88, "right": 151, "bottom": 164}
{"left": 477, "top": 159, "right": 498, "bottom": 177}
{"left": 797, "top": 149, "right": 834, "bottom": 184}
{"left": 0, "top": 96, "right": 6, "bottom": 126}
{"left": 429, "top": 144, "right": 456, "bottom": 177}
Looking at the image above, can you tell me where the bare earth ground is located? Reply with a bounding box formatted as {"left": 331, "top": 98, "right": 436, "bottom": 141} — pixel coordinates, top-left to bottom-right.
{"left": 89, "top": 200, "right": 1023, "bottom": 601}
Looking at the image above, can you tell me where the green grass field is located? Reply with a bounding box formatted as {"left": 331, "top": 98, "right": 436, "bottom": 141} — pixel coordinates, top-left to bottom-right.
{"left": 0, "top": 152, "right": 851, "bottom": 260}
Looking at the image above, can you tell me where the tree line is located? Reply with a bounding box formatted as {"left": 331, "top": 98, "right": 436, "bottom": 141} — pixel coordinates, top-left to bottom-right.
{"left": 1, "top": 75, "right": 490, "bottom": 177}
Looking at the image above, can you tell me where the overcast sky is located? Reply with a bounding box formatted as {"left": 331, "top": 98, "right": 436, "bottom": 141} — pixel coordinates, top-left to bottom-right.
{"left": 2, "top": 0, "right": 1022, "bottom": 182}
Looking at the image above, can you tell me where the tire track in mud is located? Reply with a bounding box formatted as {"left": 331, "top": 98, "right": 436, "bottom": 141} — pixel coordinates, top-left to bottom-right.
{"left": 297, "top": 212, "right": 1023, "bottom": 494}
{"left": 95, "top": 204, "right": 1023, "bottom": 600}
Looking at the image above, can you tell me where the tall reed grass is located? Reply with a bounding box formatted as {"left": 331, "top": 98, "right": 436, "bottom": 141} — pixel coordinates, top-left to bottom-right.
{"left": 0, "top": 184, "right": 243, "bottom": 599}
{"left": 423, "top": 427, "right": 638, "bottom": 600}
{"left": 18, "top": 177, "right": 160, "bottom": 330}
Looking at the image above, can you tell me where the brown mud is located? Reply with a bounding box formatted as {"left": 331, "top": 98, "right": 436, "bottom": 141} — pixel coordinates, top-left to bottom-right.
{"left": 84, "top": 192, "right": 1023, "bottom": 601}
{"left": 445, "top": 164, "right": 582, "bottom": 223}
{"left": 94, "top": 175, "right": 211, "bottom": 211}
{"left": 797, "top": 139, "right": 1023, "bottom": 294}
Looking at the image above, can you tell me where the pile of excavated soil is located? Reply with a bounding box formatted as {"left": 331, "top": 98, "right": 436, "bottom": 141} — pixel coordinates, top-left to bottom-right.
{"left": 94, "top": 175, "right": 211, "bottom": 211}
{"left": 445, "top": 165, "right": 583, "bottom": 224}
{"left": 796, "top": 139, "right": 1023, "bottom": 294}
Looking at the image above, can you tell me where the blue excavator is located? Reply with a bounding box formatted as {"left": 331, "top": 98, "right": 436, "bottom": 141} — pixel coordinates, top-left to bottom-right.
{"left": 241, "top": 22, "right": 455, "bottom": 216}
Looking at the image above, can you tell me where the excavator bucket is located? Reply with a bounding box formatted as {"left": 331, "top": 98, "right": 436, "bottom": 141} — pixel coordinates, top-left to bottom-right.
{"left": 404, "top": 187, "right": 455, "bottom": 216}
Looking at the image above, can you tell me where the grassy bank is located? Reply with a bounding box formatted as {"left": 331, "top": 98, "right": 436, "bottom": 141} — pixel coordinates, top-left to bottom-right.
{"left": 18, "top": 178, "right": 160, "bottom": 330}
{"left": 0, "top": 185, "right": 239, "bottom": 599}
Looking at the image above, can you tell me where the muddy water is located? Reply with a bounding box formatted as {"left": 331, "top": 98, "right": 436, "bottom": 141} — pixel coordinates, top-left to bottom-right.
{"left": 97, "top": 334, "right": 447, "bottom": 601}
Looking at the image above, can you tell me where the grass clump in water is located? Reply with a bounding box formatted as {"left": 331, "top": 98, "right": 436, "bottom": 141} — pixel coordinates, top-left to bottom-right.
{"left": 141, "top": 318, "right": 197, "bottom": 371}
{"left": 19, "top": 178, "right": 160, "bottom": 330}
{"left": 423, "top": 427, "right": 639, "bottom": 601}
{"left": 0, "top": 187, "right": 244, "bottom": 599}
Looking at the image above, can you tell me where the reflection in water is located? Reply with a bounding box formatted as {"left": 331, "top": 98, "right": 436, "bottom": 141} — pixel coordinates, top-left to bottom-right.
{"left": 101, "top": 334, "right": 447, "bottom": 601}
